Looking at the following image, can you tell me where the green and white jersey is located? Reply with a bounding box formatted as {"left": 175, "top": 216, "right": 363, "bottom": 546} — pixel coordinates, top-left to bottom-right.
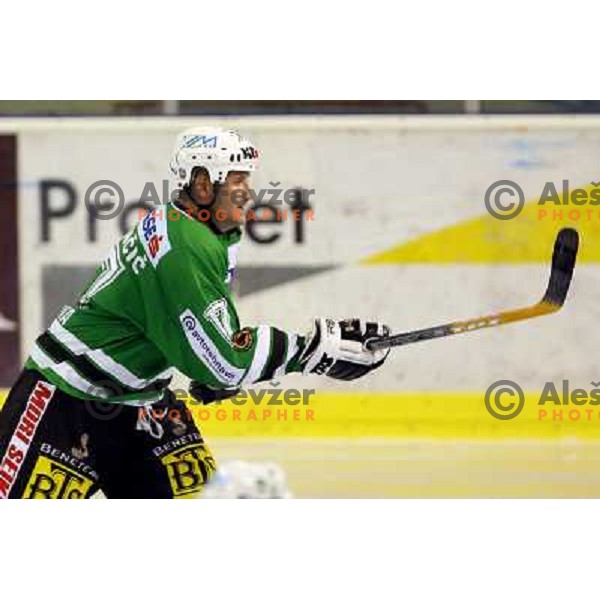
{"left": 26, "top": 202, "right": 305, "bottom": 404}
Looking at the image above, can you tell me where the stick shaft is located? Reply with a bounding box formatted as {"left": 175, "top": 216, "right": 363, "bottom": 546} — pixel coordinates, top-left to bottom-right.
{"left": 365, "top": 300, "right": 559, "bottom": 351}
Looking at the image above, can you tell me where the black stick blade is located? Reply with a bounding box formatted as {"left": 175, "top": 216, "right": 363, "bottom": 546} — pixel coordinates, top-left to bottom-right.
{"left": 542, "top": 227, "right": 579, "bottom": 307}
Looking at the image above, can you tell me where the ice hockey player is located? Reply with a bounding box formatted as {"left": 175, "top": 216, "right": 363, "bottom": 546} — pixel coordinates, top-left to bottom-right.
{"left": 0, "top": 127, "right": 390, "bottom": 499}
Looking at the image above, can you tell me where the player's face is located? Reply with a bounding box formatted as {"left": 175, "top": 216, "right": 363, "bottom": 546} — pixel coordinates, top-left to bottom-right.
{"left": 189, "top": 168, "right": 214, "bottom": 205}
{"left": 213, "top": 171, "right": 252, "bottom": 231}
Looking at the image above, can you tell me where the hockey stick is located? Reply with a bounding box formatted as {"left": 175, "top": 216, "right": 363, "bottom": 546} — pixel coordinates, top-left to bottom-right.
{"left": 364, "top": 227, "right": 579, "bottom": 351}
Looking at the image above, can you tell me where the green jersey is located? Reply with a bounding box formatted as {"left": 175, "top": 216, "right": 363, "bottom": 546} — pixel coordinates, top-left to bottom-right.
{"left": 26, "top": 202, "right": 305, "bottom": 404}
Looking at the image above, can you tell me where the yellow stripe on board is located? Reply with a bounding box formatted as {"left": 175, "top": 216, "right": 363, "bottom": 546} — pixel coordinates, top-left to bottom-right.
{"left": 192, "top": 392, "right": 600, "bottom": 439}
{"left": 364, "top": 183, "right": 600, "bottom": 264}
{"left": 3, "top": 389, "right": 596, "bottom": 439}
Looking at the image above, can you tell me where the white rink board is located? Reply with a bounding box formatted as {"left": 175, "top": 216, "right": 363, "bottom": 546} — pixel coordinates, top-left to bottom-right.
{"left": 3, "top": 116, "right": 599, "bottom": 392}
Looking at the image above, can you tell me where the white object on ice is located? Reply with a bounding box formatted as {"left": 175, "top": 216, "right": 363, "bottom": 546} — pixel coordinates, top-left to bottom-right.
{"left": 202, "top": 460, "right": 292, "bottom": 499}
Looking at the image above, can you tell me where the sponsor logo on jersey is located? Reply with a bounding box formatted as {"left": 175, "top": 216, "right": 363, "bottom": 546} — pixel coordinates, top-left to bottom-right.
{"left": 180, "top": 310, "right": 244, "bottom": 386}
{"left": 24, "top": 455, "right": 94, "bottom": 499}
{"left": 140, "top": 210, "right": 171, "bottom": 268}
{"left": 0, "top": 380, "right": 55, "bottom": 499}
{"left": 232, "top": 328, "right": 253, "bottom": 351}
{"left": 147, "top": 234, "right": 163, "bottom": 259}
{"left": 204, "top": 298, "right": 235, "bottom": 344}
{"left": 152, "top": 432, "right": 202, "bottom": 458}
{"left": 161, "top": 443, "right": 216, "bottom": 498}
{"left": 42, "top": 442, "right": 98, "bottom": 478}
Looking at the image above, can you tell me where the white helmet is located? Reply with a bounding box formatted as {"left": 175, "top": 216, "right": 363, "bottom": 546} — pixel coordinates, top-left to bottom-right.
{"left": 202, "top": 460, "right": 293, "bottom": 499}
{"left": 169, "top": 126, "right": 259, "bottom": 191}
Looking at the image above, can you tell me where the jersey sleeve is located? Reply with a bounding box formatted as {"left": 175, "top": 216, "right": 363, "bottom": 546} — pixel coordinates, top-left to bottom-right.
{"left": 147, "top": 247, "right": 305, "bottom": 388}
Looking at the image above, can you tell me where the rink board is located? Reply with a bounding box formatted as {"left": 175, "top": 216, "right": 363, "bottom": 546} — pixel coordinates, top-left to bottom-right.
{"left": 2, "top": 389, "right": 600, "bottom": 497}
{"left": 2, "top": 389, "right": 599, "bottom": 439}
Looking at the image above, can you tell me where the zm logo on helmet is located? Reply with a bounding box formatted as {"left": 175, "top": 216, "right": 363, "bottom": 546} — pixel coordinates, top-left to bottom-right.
{"left": 182, "top": 135, "right": 218, "bottom": 149}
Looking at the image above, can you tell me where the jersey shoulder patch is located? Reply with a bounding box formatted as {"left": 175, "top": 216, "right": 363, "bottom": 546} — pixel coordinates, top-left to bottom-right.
{"left": 138, "top": 209, "right": 172, "bottom": 268}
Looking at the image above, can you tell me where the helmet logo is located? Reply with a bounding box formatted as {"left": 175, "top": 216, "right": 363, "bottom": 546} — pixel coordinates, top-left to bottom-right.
{"left": 240, "top": 146, "right": 258, "bottom": 159}
{"left": 182, "top": 134, "right": 217, "bottom": 149}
